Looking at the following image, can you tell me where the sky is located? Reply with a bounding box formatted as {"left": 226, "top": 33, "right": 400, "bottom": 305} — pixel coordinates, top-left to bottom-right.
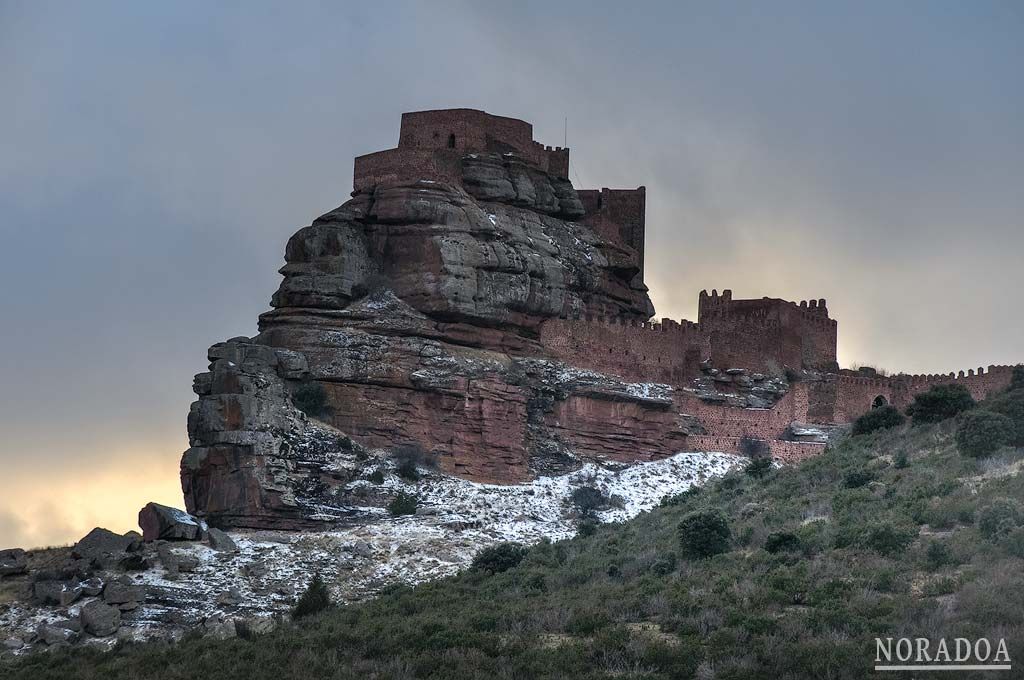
{"left": 1, "top": 1, "right": 1022, "bottom": 548}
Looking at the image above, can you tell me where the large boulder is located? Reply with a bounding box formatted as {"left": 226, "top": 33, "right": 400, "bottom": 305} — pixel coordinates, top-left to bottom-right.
{"left": 0, "top": 548, "right": 27, "bottom": 577}
{"left": 71, "top": 527, "right": 138, "bottom": 567}
{"left": 138, "top": 503, "right": 205, "bottom": 541}
{"left": 102, "top": 577, "right": 146, "bottom": 606}
{"left": 80, "top": 600, "right": 121, "bottom": 637}
{"left": 206, "top": 528, "right": 238, "bottom": 552}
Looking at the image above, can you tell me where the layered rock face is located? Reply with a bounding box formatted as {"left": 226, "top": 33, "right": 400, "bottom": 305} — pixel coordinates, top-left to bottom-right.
{"left": 182, "top": 148, "right": 686, "bottom": 529}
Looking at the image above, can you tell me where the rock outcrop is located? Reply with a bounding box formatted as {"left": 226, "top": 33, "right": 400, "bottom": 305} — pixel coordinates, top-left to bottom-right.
{"left": 180, "top": 140, "right": 690, "bottom": 530}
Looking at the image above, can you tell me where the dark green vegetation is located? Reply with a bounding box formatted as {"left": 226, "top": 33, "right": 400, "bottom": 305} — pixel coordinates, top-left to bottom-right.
{"left": 906, "top": 383, "right": 975, "bottom": 424}
{"left": 677, "top": 510, "right": 731, "bottom": 559}
{"left": 292, "top": 574, "right": 332, "bottom": 620}
{"left": 851, "top": 404, "right": 905, "bottom": 435}
{"left": 386, "top": 492, "right": 418, "bottom": 517}
{"left": 956, "top": 410, "right": 1013, "bottom": 458}
{"left": 471, "top": 542, "right": 529, "bottom": 574}
{"left": 8, "top": 395, "right": 1024, "bottom": 679}
{"left": 291, "top": 381, "right": 331, "bottom": 418}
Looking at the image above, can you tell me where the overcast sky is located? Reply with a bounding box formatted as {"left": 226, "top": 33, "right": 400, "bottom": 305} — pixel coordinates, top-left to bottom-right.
{"left": 1, "top": 1, "right": 1021, "bottom": 548}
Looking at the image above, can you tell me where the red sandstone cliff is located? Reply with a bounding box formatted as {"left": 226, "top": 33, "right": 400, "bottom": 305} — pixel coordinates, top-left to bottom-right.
{"left": 180, "top": 109, "right": 1016, "bottom": 530}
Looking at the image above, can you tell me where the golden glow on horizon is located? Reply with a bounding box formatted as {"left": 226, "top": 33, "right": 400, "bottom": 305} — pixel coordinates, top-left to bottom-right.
{"left": 0, "top": 445, "right": 182, "bottom": 548}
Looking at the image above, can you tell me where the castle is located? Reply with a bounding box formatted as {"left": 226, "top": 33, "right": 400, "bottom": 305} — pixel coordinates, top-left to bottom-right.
{"left": 352, "top": 108, "right": 1015, "bottom": 459}
{"left": 179, "top": 108, "right": 1017, "bottom": 528}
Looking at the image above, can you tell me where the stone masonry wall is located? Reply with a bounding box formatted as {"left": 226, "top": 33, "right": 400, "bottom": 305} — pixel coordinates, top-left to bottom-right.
{"left": 539, "top": 315, "right": 707, "bottom": 384}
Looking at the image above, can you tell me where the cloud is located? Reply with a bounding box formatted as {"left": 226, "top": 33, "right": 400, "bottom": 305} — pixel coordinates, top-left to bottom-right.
{"left": 0, "top": 1, "right": 1022, "bottom": 546}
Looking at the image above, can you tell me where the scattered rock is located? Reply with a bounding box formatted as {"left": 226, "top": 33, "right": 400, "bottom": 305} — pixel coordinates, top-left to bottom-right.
{"left": 238, "top": 616, "right": 276, "bottom": 636}
{"left": 32, "top": 580, "right": 64, "bottom": 605}
{"left": 0, "top": 548, "right": 28, "bottom": 577}
{"left": 346, "top": 541, "right": 372, "bottom": 558}
{"left": 80, "top": 601, "right": 121, "bottom": 637}
{"left": 35, "top": 623, "right": 79, "bottom": 646}
{"left": 203, "top": 615, "right": 236, "bottom": 639}
{"left": 81, "top": 577, "right": 104, "bottom": 596}
{"left": 71, "top": 527, "right": 137, "bottom": 567}
{"left": 3, "top": 638, "right": 23, "bottom": 651}
{"left": 138, "top": 503, "right": 205, "bottom": 542}
{"left": 59, "top": 583, "right": 83, "bottom": 607}
{"left": 216, "top": 588, "right": 243, "bottom": 606}
{"left": 102, "top": 578, "right": 146, "bottom": 605}
{"left": 206, "top": 528, "right": 238, "bottom": 553}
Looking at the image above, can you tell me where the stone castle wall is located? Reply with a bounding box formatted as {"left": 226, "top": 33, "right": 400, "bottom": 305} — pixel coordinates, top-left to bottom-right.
{"left": 538, "top": 315, "right": 707, "bottom": 384}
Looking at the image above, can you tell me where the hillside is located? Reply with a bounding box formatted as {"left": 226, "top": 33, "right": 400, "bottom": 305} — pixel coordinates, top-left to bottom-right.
{"left": 7, "top": 388, "right": 1024, "bottom": 679}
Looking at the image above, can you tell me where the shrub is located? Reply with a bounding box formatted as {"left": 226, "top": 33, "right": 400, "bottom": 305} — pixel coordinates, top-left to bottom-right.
{"left": 391, "top": 444, "right": 435, "bottom": 481}
{"left": 650, "top": 552, "right": 677, "bottom": 576}
{"left": 1011, "top": 365, "right": 1024, "bottom": 392}
{"left": 292, "top": 573, "right": 331, "bottom": 619}
{"left": 984, "top": 389, "right": 1024, "bottom": 447}
{"left": 906, "top": 384, "right": 975, "bottom": 424}
{"left": 387, "top": 492, "right": 418, "bottom": 517}
{"left": 852, "top": 405, "right": 905, "bottom": 436}
{"left": 978, "top": 499, "right": 1022, "bottom": 540}
{"left": 1003, "top": 527, "right": 1024, "bottom": 558}
{"left": 843, "top": 469, "right": 874, "bottom": 489}
{"left": 861, "top": 522, "right": 917, "bottom": 556}
{"left": 765, "top": 531, "right": 802, "bottom": 554}
{"left": 893, "top": 451, "right": 909, "bottom": 468}
{"left": 924, "top": 540, "right": 953, "bottom": 570}
{"left": 292, "top": 381, "right": 331, "bottom": 418}
{"left": 956, "top": 410, "right": 1013, "bottom": 458}
{"left": 367, "top": 469, "right": 385, "bottom": 484}
{"left": 577, "top": 518, "right": 599, "bottom": 537}
{"left": 745, "top": 456, "right": 774, "bottom": 480}
{"left": 471, "top": 542, "right": 528, "bottom": 574}
{"left": 571, "top": 486, "right": 609, "bottom": 517}
{"left": 678, "top": 510, "right": 731, "bottom": 559}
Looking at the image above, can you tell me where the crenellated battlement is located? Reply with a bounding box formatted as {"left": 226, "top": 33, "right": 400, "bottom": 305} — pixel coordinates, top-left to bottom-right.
{"left": 697, "top": 289, "right": 838, "bottom": 372}
{"left": 353, "top": 108, "right": 571, "bottom": 192}
{"left": 562, "top": 313, "right": 701, "bottom": 335}
{"left": 893, "top": 364, "right": 1015, "bottom": 384}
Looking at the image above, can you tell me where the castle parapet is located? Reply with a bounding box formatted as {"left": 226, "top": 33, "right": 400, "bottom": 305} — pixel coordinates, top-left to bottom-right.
{"left": 353, "top": 108, "right": 571, "bottom": 192}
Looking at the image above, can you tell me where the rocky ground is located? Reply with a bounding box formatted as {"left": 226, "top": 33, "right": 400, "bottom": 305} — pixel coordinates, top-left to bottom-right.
{"left": 0, "top": 450, "right": 741, "bottom": 657}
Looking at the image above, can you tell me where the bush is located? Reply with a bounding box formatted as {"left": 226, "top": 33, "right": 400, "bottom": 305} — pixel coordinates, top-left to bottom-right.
{"left": 852, "top": 405, "right": 905, "bottom": 435}
{"left": 1011, "top": 365, "right": 1024, "bottom": 392}
{"left": 984, "top": 389, "right": 1024, "bottom": 447}
{"left": 956, "top": 410, "right": 1013, "bottom": 458}
{"left": 924, "top": 540, "right": 953, "bottom": 570}
{"left": 571, "top": 486, "right": 609, "bottom": 517}
{"left": 843, "top": 469, "right": 874, "bottom": 489}
{"left": 471, "top": 542, "right": 528, "bottom": 574}
{"left": 978, "top": 499, "right": 1022, "bottom": 540}
{"left": 745, "top": 456, "right": 774, "bottom": 480}
{"left": 678, "top": 510, "right": 731, "bottom": 559}
{"left": 577, "top": 518, "right": 599, "bottom": 537}
{"left": 387, "top": 492, "right": 418, "bottom": 517}
{"left": 765, "top": 531, "right": 802, "bottom": 554}
{"left": 391, "top": 444, "right": 435, "bottom": 481}
{"left": 906, "top": 384, "right": 975, "bottom": 424}
{"left": 861, "top": 522, "right": 917, "bottom": 556}
{"left": 367, "top": 469, "right": 385, "bottom": 484}
{"left": 893, "top": 451, "right": 909, "bottom": 469}
{"left": 292, "top": 381, "right": 331, "bottom": 418}
{"left": 650, "top": 552, "right": 677, "bottom": 576}
{"left": 292, "top": 573, "right": 332, "bottom": 619}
